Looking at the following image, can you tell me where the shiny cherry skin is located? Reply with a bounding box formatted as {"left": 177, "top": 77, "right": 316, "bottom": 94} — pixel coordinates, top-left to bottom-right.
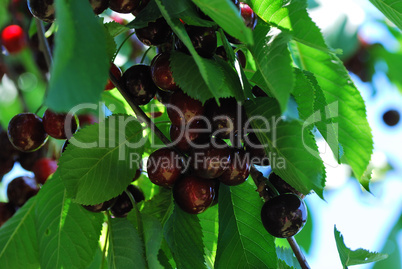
{"left": 244, "top": 133, "right": 269, "bottom": 166}
{"left": 219, "top": 148, "right": 249, "bottom": 186}
{"left": 0, "top": 202, "right": 16, "bottom": 227}
{"left": 132, "top": 167, "right": 142, "bottom": 181}
{"left": 261, "top": 193, "right": 307, "bottom": 238}
{"left": 173, "top": 175, "right": 215, "bottom": 214}
{"left": 151, "top": 52, "right": 179, "bottom": 92}
{"left": 111, "top": 185, "right": 145, "bottom": 218}
{"left": 32, "top": 157, "right": 58, "bottom": 184}
{"left": 190, "top": 137, "right": 231, "bottom": 179}
{"left": 0, "top": 131, "right": 18, "bottom": 177}
{"left": 89, "top": 0, "right": 109, "bottom": 14}
{"left": 240, "top": 2, "right": 257, "bottom": 29}
{"left": 176, "top": 26, "right": 217, "bottom": 58}
{"left": 147, "top": 147, "right": 183, "bottom": 187}
{"left": 1, "top": 25, "right": 27, "bottom": 54}
{"left": 82, "top": 197, "right": 117, "bottom": 213}
{"left": 109, "top": 0, "right": 140, "bottom": 13}
{"left": 169, "top": 119, "right": 210, "bottom": 153}
{"left": 42, "top": 109, "right": 78, "bottom": 139}
{"left": 27, "top": 0, "right": 55, "bottom": 22}
{"left": 383, "top": 109, "right": 400, "bottom": 126}
{"left": 121, "top": 64, "right": 157, "bottom": 105}
{"left": 266, "top": 173, "right": 304, "bottom": 199}
{"left": 78, "top": 114, "right": 98, "bottom": 127}
{"left": 105, "top": 63, "right": 122, "bottom": 90}
{"left": 8, "top": 113, "right": 48, "bottom": 152}
{"left": 167, "top": 91, "right": 205, "bottom": 126}
{"left": 18, "top": 142, "right": 48, "bottom": 171}
{"left": 135, "top": 17, "right": 172, "bottom": 46}
{"left": 7, "top": 176, "right": 39, "bottom": 207}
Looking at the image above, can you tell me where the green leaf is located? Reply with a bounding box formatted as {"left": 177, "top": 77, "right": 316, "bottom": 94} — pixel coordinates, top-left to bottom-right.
{"left": 0, "top": 0, "right": 10, "bottom": 30}
{"left": 141, "top": 187, "right": 173, "bottom": 224}
{"left": 104, "top": 21, "right": 129, "bottom": 37}
{"left": 278, "top": 259, "right": 296, "bottom": 269}
{"left": 369, "top": 0, "right": 402, "bottom": 30}
{"left": 127, "top": 0, "right": 162, "bottom": 29}
{"left": 0, "top": 198, "right": 39, "bottom": 269}
{"left": 162, "top": 0, "right": 215, "bottom": 27}
{"left": 164, "top": 204, "right": 207, "bottom": 269}
{"left": 199, "top": 205, "right": 219, "bottom": 268}
{"left": 36, "top": 174, "right": 104, "bottom": 269}
{"left": 58, "top": 114, "right": 144, "bottom": 205}
{"left": 192, "top": 0, "right": 253, "bottom": 44}
{"left": 276, "top": 247, "right": 301, "bottom": 269}
{"left": 248, "top": 23, "right": 293, "bottom": 112}
{"left": 142, "top": 214, "right": 165, "bottom": 269}
{"left": 245, "top": 97, "right": 326, "bottom": 197}
{"left": 108, "top": 217, "right": 146, "bottom": 269}
{"left": 248, "top": 0, "right": 327, "bottom": 50}
{"left": 46, "top": 0, "right": 109, "bottom": 112}
{"left": 215, "top": 183, "right": 277, "bottom": 268}
{"left": 334, "top": 226, "right": 388, "bottom": 268}
{"left": 290, "top": 41, "right": 373, "bottom": 186}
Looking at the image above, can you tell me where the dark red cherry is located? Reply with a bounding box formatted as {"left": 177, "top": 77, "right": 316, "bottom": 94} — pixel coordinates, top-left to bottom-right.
{"left": 190, "top": 138, "right": 231, "bottom": 179}
{"left": 7, "top": 176, "right": 39, "bottom": 207}
{"left": 0, "top": 130, "right": 19, "bottom": 163}
{"left": 147, "top": 147, "right": 183, "bottom": 187}
{"left": 82, "top": 197, "right": 116, "bottom": 213}
{"left": 110, "top": 185, "right": 145, "bottom": 218}
{"left": 1, "top": 25, "right": 27, "bottom": 54}
{"left": 0, "top": 202, "right": 16, "bottom": 227}
{"left": 43, "top": 109, "right": 78, "bottom": 139}
{"left": 32, "top": 157, "right": 58, "bottom": 184}
{"left": 266, "top": 173, "right": 305, "bottom": 199}
{"left": 176, "top": 26, "right": 217, "bottom": 58}
{"left": 170, "top": 120, "right": 210, "bottom": 153}
{"left": 135, "top": 17, "right": 172, "bottom": 46}
{"left": 121, "top": 64, "right": 158, "bottom": 105}
{"left": 27, "top": 0, "right": 55, "bottom": 22}
{"left": 109, "top": 0, "right": 140, "bottom": 13}
{"left": 167, "top": 91, "right": 205, "bottom": 126}
{"left": 8, "top": 113, "right": 48, "bottom": 152}
{"left": 261, "top": 193, "right": 307, "bottom": 238}
{"left": 132, "top": 167, "right": 142, "bottom": 181}
{"left": 89, "top": 0, "right": 109, "bottom": 15}
{"left": 219, "top": 148, "right": 249, "bottom": 186}
{"left": 151, "top": 52, "right": 179, "bottom": 92}
{"left": 105, "top": 63, "right": 122, "bottom": 91}
{"left": 173, "top": 175, "right": 215, "bottom": 214}
{"left": 78, "top": 114, "right": 98, "bottom": 127}
{"left": 244, "top": 133, "right": 269, "bottom": 166}
{"left": 240, "top": 2, "right": 257, "bottom": 29}
{"left": 383, "top": 109, "right": 400, "bottom": 126}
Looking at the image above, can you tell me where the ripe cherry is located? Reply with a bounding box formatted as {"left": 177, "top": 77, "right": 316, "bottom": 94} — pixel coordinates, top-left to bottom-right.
{"left": 78, "top": 114, "right": 98, "bottom": 127}
{"left": 18, "top": 142, "right": 48, "bottom": 171}
{"left": 239, "top": 2, "right": 257, "bottom": 29}
{"left": 0, "top": 202, "right": 16, "bottom": 227}
{"left": 42, "top": 109, "right": 78, "bottom": 139}
{"left": 82, "top": 197, "right": 117, "bottom": 213}
{"left": 27, "top": 0, "right": 55, "bottom": 22}
{"left": 105, "top": 63, "right": 122, "bottom": 91}
{"left": 169, "top": 119, "right": 210, "bottom": 153}
{"left": 260, "top": 193, "right": 307, "bottom": 238}
{"left": 0, "top": 130, "right": 18, "bottom": 176}
{"left": 110, "top": 185, "right": 145, "bottom": 218}
{"left": 32, "top": 157, "right": 58, "bottom": 184}
{"left": 135, "top": 17, "right": 172, "bottom": 46}
{"left": 151, "top": 52, "right": 179, "bottom": 92}
{"left": 1, "top": 25, "right": 27, "bottom": 54}
{"left": 176, "top": 26, "right": 217, "bottom": 58}
{"left": 219, "top": 148, "right": 249, "bottom": 186}
{"left": 167, "top": 91, "right": 205, "bottom": 126}
{"left": 7, "top": 176, "right": 39, "bottom": 207}
{"left": 266, "top": 173, "right": 305, "bottom": 199}
{"left": 8, "top": 113, "right": 48, "bottom": 152}
{"left": 383, "top": 109, "right": 400, "bottom": 126}
{"left": 173, "top": 175, "right": 216, "bottom": 214}
{"left": 147, "top": 147, "right": 183, "bottom": 187}
{"left": 109, "top": 0, "right": 140, "bottom": 13}
{"left": 89, "top": 0, "right": 109, "bottom": 15}
{"left": 121, "top": 64, "right": 157, "bottom": 105}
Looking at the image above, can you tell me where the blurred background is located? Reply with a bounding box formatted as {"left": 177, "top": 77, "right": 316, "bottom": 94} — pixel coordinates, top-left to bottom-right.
{"left": 1, "top": 0, "right": 401, "bottom": 268}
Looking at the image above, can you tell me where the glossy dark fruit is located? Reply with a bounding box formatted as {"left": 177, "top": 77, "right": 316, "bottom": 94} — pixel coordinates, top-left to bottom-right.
{"left": 43, "top": 109, "right": 78, "bottom": 139}
{"left": 167, "top": 91, "right": 205, "bottom": 126}
{"left": 261, "top": 193, "right": 307, "bottom": 238}
{"left": 111, "top": 185, "right": 145, "bottom": 218}
{"left": 219, "top": 148, "right": 249, "bottom": 186}
{"left": 176, "top": 26, "right": 217, "bottom": 58}
{"left": 0, "top": 131, "right": 19, "bottom": 172}
{"left": 132, "top": 167, "right": 142, "bottom": 181}
{"left": 151, "top": 52, "right": 179, "bottom": 92}
{"left": 132, "top": 0, "right": 149, "bottom": 15}
{"left": 27, "top": 0, "right": 55, "bottom": 22}
{"left": 267, "top": 173, "right": 305, "bottom": 199}
{"left": 78, "top": 114, "right": 98, "bottom": 127}
{"left": 82, "top": 197, "right": 116, "bottom": 213}
{"left": 105, "top": 62, "right": 122, "bottom": 90}
{"left": 170, "top": 120, "right": 210, "bottom": 153}
{"left": 0, "top": 202, "right": 16, "bottom": 227}
{"left": 240, "top": 2, "right": 257, "bottom": 29}
{"left": 121, "top": 64, "right": 158, "bottom": 105}
{"left": 89, "top": 0, "right": 109, "bottom": 14}
{"left": 135, "top": 17, "right": 172, "bottom": 46}
{"left": 244, "top": 133, "right": 269, "bottom": 166}
{"left": 147, "top": 147, "right": 183, "bottom": 187}
{"left": 190, "top": 138, "right": 231, "bottom": 179}
{"left": 18, "top": 142, "right": 48, "bottom": 171}
{"left": 109, "top": 0, "right": 140, "bottom": 13}
{"left": 1, "top": 25, "right": 27, "bottom": 54}
{"left": 383, "top": 109, "right": 400, "bottom": 126}
{"left": 205, "top": 97, "right": 246, "bottom": 139}
{"left": 155, "top": 88, "right": 173, "bottom": 104}
{"left": 32, "top": 157, "right": 58, "bottom": 184}
{"left": 7, "top": 176, "right": 39, "bottom": 207}
{"left": 8, "top": 113, "right": 48, "bottom": 152}
{"left": 173, "top": 175, "right": 215, "bottom": 214}
{"left": 252, "top": 85, "right": 268, "bottom": 97}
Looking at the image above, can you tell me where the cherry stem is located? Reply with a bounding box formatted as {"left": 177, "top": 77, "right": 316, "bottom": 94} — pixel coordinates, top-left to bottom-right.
{"left": 101, "top": 213, "right": 111, "bottom": 269}
{"left": 113, "top": 31, "right": 136, "bottom": 62}
{"left": 140, "top": 47, "right": 152, "bottom": 64}
{"left": 35, "top": 19, "right": 53, "bottom": 69}
{"left": 287, "top": 236, "right": 311, "bottom": 269}
{"left": 265, "top": 179, "right": 280, "bottom": 197}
